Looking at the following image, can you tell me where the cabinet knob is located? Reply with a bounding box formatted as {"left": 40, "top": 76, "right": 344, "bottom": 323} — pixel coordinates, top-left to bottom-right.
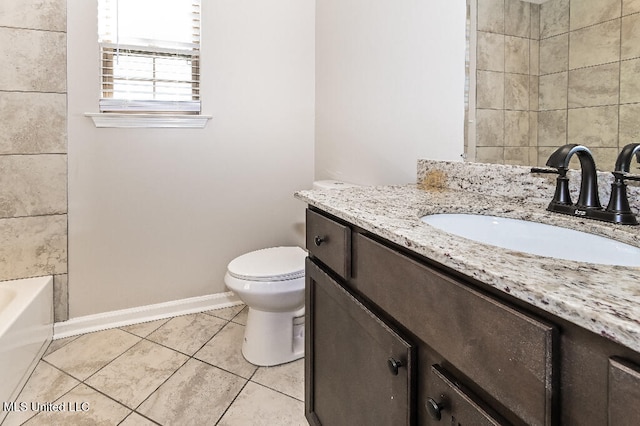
{"left": 314, "top": 236, "right": 325, "bottom": 246}
{"left": 425, "top": 398, "right": 444, "bottom": 421}
{"left": 387, "top": 357, "right": 403, "bottom": 375}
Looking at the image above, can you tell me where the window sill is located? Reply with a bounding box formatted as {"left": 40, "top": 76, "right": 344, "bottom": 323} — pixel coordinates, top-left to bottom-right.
{"left": 85, "top": 113, "right": 212, "bottom": 129}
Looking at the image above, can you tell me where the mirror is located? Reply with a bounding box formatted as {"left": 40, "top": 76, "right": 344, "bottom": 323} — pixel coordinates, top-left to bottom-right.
{"left": 465, "top": 0, "right": 640, "bottom": 171}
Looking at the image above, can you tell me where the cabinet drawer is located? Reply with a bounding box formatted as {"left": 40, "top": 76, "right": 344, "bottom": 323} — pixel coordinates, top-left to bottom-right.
{"left": 609, "top": 358, "right": 640, "bottom": 425}
{"left": 352, "top": 233, "right": 557, "bottom": 425}
{"left": 306, "top": 209, "right": 351, "bottom": 279}
{"left": 424, "top": 364, "right": 508, "bottom": 425}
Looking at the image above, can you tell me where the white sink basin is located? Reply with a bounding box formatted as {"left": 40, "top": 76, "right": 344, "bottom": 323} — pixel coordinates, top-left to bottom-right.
{"left": 420, "top": 214, "right": 640, "bottom": 267}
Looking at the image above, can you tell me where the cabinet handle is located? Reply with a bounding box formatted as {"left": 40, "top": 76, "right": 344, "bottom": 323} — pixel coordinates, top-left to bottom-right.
{"left": 425, "top": 398, "right": 444, "bottom": 421}
{"left": 314, "top": 236, "right": 325, "bottom": 246}
{"left": 387, "top": 357, "right": 403, "bottom": 375}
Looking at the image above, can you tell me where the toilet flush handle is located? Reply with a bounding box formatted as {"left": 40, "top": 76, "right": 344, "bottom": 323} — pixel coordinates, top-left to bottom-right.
{"left": 314, "top": 236, "right": 325, "bottom": 246}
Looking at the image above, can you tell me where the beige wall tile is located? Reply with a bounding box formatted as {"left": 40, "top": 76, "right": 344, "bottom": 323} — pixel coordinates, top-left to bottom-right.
{"left": 505, "top": 147, "right": 530, "bottom": 165}
{"left": 53, "top": 274, "right": 68, "bottom": 322}
{"left": 530, "top": 40, "right": 540, "bottom": 76}
{"left": 619, "top": 103, "right": 640, "bottom": 144}
{"left": 589, "top": 147, "right": 619, "bottom": 171}
{"left": 0, "top": 214, "right": 67, "bottom": 280}
{"left": 529, "top": 111, "right": 538, "bottom": 147}
{"left": 505, "top": 0, "right": 530, "bottom": 38}
{"left": 529, "top": 147, "right": 540, "bottom": 165}
{"left": 505, "top": 111, "right": 529, "bottom": 147}
{"left": 568, "top": 62, "right": 620, "bottom": 108}
{"left": 0, "top": 27, "right": 66, "bottom": 92}
{"left": 478, "top": 0, "right": 505, "bottom": 33}
{"left": 538, "top": 146, "right": 560, "bottom": 165}
{"left": 530, "top": 4, "right": 540, "bottom": 39}
{"left": 475, "top": 147, "right": 504, "bottom": 163}
{"left": 476, "top": 109, "right": 504, "bottom": 147}
{"left": 621, "top": 14, "right": 640, "bottom": 60}
{"left": 0, "top": 92, "right": 66, "bottom": 154}
{"left": 538, "top": 110, "right": 567, "bottom": 147}
{"left": 540, "top": 0, "right": 569, "bottom": 38}
{"left": 540, "top": 33, "right": 568, "bottom": 75}
{"left": 477, "top": 71, "right": 504, "bottom": 109}
{"left": 0, "top": 0, "right": 66, "bottom": 32}
{"left": 505, "top": 36, "right": 529, "bottom": 74}
{"left": 569, "top": 20, "right": 620, "bottom": 70}
{"left": 530, "top": 75, "right": 539, "bottom": 110}
{"left": 623, "top": 0, "right": 640, "bottom": 15}
{"left": 0, "top": 154, "right": 67, "bottom": 218}
{"left": 477, "top": 31, "right": 504, "bottom": 72}
{"left": 539, "top": 72, "right": 568, "bottom": 110}
{"left": 621, "top": 58, "right": 640, "bottom": 103}
{"left": 570, "top": 0, "right": 621, "bottom": 31}
{"left": 505, "top": 73, "right": 529, "bottom": 110}
{"left": 568, "top": 106, "right": 619, "bottom": 147}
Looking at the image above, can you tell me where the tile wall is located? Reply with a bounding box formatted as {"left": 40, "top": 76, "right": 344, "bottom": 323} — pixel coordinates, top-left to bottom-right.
{"left": 474, "top": 0, "right": 540, "bottom": 166}
{"left": 0, "top": 0, "right": 68, "bottom": 321}
{"left": 474, "top": 0, "right": 640, "bottom": 171}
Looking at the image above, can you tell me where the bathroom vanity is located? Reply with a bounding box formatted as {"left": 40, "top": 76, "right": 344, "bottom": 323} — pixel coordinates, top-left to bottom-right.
{"left": 296, "top": 161, "right": 640, "bottom": 426}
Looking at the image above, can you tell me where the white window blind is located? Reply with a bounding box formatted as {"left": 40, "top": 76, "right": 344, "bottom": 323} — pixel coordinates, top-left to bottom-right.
{"left": 98, "top": 0, "right": 201, "bottom": 114}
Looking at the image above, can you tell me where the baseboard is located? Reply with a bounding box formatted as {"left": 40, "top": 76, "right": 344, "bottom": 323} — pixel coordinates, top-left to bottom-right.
{"left": 54, "top": 291, "right": 242, "bottom": 340}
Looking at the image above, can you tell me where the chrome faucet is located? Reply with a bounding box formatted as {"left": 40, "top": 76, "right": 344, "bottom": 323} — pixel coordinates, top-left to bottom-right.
{"left": 605, "top": 143, "right": 640, "bottom": 225}
{"left": 532, "top": 144, "right": 602, "bottom": 216}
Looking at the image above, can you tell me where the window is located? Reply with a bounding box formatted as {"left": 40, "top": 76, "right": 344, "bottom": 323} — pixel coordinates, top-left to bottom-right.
{"left": 97, "top": 0, "right": 201, "bottom": 114}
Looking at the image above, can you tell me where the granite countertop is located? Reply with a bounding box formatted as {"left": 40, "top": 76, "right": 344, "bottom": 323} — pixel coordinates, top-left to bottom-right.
{"left": 295, "top": 176, "right": 640, "bottom": 353}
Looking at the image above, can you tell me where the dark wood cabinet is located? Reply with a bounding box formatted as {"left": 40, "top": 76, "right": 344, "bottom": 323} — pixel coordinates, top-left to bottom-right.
{"left": 305, "top": 259, "right": 415, "bottom": 426}
{"left": 425, "top": 364, "right": 508, "bottom": 425}
{"left": 608, "top": 358, "right": 640, "bottom": 425}
{"left": 304, "top": 207, "right": 640, "bottom": 426}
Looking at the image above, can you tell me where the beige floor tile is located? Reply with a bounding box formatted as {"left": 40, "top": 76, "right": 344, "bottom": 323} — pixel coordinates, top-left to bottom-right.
{"left": 137, "top": 358, "right": 245, "bottom": 426}
{"left": 252, "top": 358, "right": 305, "bottom": 401}
{"left": 218, "top": 382, "right": 307, "bottom": 426}
{"left": 232, "top": 306, "right": 248, "bottom": 325}
{"left": 43, "top": 329, "right": 141, "bottom": 381}
{"left": 85, "top": 340, "right": 188, "bottom": 408}
{"left": 43, "top": 335, "right": 80, "bottom": 357}
{"left": 3, "top": 361, "right": 80, "bottom": 426}
{"left": 195, "top": 321, "right": 257, "bottom": 379}
{"left": 24, "top": 383, "right": 131, "bottom": 425}
{"left": 205, "top": 303, "right": 245, "bottom": 321}
{"left": 120, "top": 318, "right": 169, "bottom": 338}
{"left": 146, "top": 312, "right": 227, "bottom": 355}
{"left": 119, "top": 412, "right": 158, "bottom": 425}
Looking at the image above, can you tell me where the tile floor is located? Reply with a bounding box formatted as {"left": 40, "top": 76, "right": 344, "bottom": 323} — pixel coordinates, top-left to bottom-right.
{"left": 2, "top": 305, "right": 308, "bottom": 426}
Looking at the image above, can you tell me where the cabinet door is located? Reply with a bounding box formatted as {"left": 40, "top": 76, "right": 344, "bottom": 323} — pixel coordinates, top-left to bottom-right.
{"left": 609, "top": 357, "right": 640, "bottom": 425}
{"left": 305, "top": 259, "right": 416, "bottom": 426}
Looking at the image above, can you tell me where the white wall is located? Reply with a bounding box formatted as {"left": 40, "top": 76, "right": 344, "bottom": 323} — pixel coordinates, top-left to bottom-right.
{"left": 315, "top": 0, "right": 467, "bottom": 185}
{"left": 67, "top": 0, "right": 315, "bottom": 317}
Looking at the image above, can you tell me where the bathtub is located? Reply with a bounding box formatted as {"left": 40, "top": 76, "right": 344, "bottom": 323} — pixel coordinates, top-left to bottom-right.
{"left": 0, "top": 276, "right": 53, "bottom": 411}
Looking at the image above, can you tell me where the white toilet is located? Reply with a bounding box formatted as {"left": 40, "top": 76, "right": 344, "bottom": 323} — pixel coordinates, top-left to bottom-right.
{"left": 224, "top": 246, "right": 307, "bottom": 366}
{"left": 224, "top": 180, "right": 358, "bottom": 366}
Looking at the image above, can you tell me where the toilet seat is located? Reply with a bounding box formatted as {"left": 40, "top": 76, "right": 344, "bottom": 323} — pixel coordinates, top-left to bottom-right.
{"left": 227, "top": 246, "right": 306, "bottom": 282}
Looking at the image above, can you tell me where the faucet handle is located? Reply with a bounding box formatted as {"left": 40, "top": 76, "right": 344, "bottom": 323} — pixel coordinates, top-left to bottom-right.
{"left": 531, "top": 167, "right": 572, "bottom": 207}
{"left": 621, "top": 172, "right": 640, "bottom": 182}
{"left": 604, "top": 171, "right": 640, "bottom": 225}
{"left": 530, "top": 167, "right": 560, "bottom": 174}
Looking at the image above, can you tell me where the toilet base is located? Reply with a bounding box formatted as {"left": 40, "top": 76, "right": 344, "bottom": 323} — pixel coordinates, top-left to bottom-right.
{"left": 242, "top": 307, "right": 305, "bottom": 366}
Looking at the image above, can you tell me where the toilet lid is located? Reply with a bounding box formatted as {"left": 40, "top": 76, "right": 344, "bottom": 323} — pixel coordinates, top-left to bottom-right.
{"left": 227, "top": 246, "right": 307, "bottom": 281}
